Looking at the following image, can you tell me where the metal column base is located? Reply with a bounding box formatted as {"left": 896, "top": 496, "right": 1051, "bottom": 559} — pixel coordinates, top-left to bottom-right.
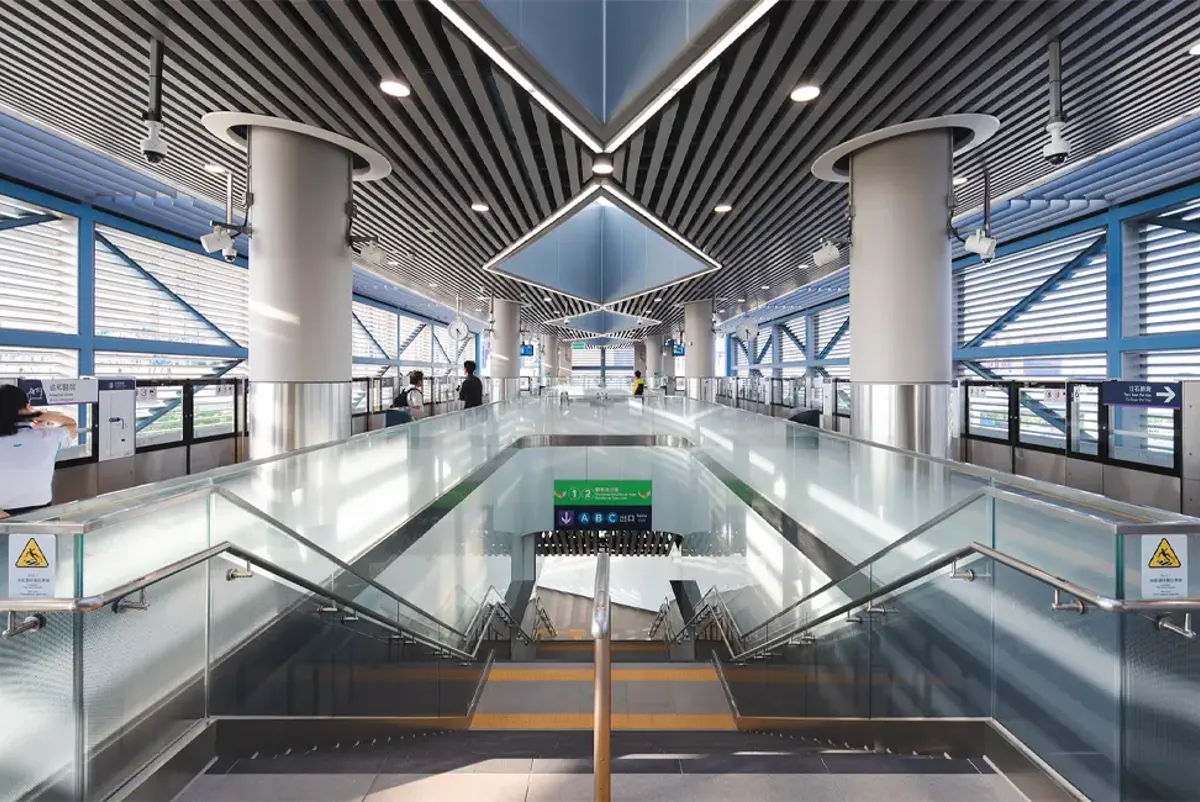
{"left": 849, "top": 382, "right": 951, "bottom": 458}
{"left": 249, "top": 381, "right": 352, "bottom": 458}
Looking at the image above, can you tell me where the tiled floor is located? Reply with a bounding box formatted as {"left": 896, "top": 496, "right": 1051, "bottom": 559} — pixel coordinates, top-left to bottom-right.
{"left": 174, "top": 731, "right": 1028, "bottom": 802}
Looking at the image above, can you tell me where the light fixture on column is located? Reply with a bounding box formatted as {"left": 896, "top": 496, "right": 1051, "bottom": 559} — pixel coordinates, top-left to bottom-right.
{"left": 790, "top": 84, "right": 820, "bottom": 102}
{"left": 379, "top": 76, "right": 411, "bottom": 98}
{"left": 592, "top": 155, "right": 615, "bottom": 175}
{"left": 812, "top": 240, "right": 841, "bottom": 267}
{"left": 961, "top": 164, "right": 996, "bottom": 262}
{"left": 351, "top": 234, "right": 386, "bottom": 264}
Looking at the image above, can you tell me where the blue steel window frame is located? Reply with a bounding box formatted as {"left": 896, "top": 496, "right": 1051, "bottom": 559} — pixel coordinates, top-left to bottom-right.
{"left": 0, "top": 176, "right": 477, "bottom": 390}
{"left": 747, "top": 180, "right": 1200, "bottom": 384}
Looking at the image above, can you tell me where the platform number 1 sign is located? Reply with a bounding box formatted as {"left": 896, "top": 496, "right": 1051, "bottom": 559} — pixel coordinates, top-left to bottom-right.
{"left": 1141, "top": 535, "right": 1187, "bottom": 600}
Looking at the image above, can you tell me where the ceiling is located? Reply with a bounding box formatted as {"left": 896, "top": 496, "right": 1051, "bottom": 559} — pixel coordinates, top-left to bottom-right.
{"left": 0, "top": 0, "right": 1199, "bottom": 340}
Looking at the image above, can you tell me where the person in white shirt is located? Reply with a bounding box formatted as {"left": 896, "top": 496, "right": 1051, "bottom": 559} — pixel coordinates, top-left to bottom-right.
{"left": 387, "top": 370, "right": 426, "bottom": 425}
{"left": 0, "top": 384, "right": 78, "bottom": 518}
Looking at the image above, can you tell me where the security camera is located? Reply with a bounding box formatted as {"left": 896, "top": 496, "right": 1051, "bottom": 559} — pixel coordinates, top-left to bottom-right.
{"left": 221, "top": 244, "right": 238, "bottom": 263}
{"left": 812, "top": 240, "right": 841, "bottom": 268}
{"left": 1042, "top": 120, "right": 1069, "bottom": 165}
{"left": 140, "top": 119, "right": 168, "bottom": 164}
{"left": 964, "top": 229, "right": 997, "bottom": 262}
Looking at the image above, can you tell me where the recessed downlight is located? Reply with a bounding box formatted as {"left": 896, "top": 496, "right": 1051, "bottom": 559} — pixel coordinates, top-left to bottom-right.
{"left": 790, "top": 84, "right": 820, "bottom": 102}
{"left": 380, "top": 78, "right": 411, "bottom": 98}
{"left": 1191, "top": 41, "right": 1200, "bottom": 56}
{"left": 471, "top": 202, "right": 490, "bottom": 213}
{"left": 592, "top": 156, "right": 615, "bottom": 175}
{"left": 736, "top": 298, "right": 745, "bottom": 303}
{"left": 953, "top": 175, "right": 968, "bottom": 187}
{"left": 202, "top": 163, "right": 228, "bottom": 174}
{"left": 542, "top": 296, "right": 552, "bottom": 302}
{"left": 653, "top": 297, "right": 662, "bottom": 302}
{"left": 714, "top": 203, "right": 733, "bottom": 214}
{"left": 760, "top": 284, "right": 770, "bottom": 290}
{"left": 429, "top": 282, "right": 438, "bottom": 288}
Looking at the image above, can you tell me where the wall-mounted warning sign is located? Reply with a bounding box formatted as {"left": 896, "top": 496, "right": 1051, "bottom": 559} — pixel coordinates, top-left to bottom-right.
{"left": 8, "top": 535, "right": 56, "bottom": 598}
{"left": 1141, "top": 535, "right": 1188, "bottom": 599}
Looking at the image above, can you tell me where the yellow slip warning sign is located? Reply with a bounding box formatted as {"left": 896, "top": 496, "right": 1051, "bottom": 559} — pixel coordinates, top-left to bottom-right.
{"left": 8, "top": 534, "right": 56, "bottom": 598}
{"left": 1149, "top": 538, "right": 1183, "bottom": 569}
{"left": 15, "top": 538, "right": 49, "bottom": 568}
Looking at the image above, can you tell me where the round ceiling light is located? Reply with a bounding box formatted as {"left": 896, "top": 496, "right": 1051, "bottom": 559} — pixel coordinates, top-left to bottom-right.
{"left": 790, "top": 84, "right": 821, "bottom": 102}
{"left": 653, "top": 297, "right": 662, "bottom": 303}
{"left": 1190, "top": 41, "right": 1200, "bottom": 56}
{"left": 736, "top": 298, "right": 745, "bottom": 303}
{"left": 713, "top": 203, "right": 733, "bottom": 214}
{"left": 203, "top": 163, "right": 228, "bottom": 174}
{"left": 471, "top": 202, "right": 490, "bottom": 213}
{"left": 592, "top": 156, "right": 615, "bottom": 175}
{"left": 760, "top": 284, "right": 770, "bottom": 290}
{"left": 542, "top": 296, "right": 552, "bottom": 302}
{"left": 380, "top": 78, "right": 411, "bottom": 98}
{"left": 953, "top": 175, "right": 968, "bottom": 187}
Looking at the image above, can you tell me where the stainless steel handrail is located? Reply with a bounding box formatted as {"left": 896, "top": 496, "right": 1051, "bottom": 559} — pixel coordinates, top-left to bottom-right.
{"left": 727, "top": 541, "right": 1200, "bottom": 663}
{"left": 211, "top": 486, "right": 466, "bottom": 637}
{"left": 592, "top": 550, "right": 611, "bottom": 802}
{"left": 0, "top": 482, "right": 467, "bottom": 638}
{"left": 0, "top": 540, "right": 477, "bottom": 659}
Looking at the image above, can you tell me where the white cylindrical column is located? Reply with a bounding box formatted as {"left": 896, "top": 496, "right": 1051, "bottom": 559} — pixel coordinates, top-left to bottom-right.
{"left": 683, "top": 299, "right": 715, "bottom": 399}
{"left": 813, "top": 115, "right": 997, "bottom": 456}
{"left": 848, "top": 130, "right": 951, "bottom": 455}
{"left": 488, "top": 298, "right": 521, "bottom": 399}
{"left": 202, "top": 113, "right": 390, "bottom": 458}
{"left": 559, "top": 342, "right": 573, "bottom": 377}
{"left": 644, "top": 336, "right": 662, "bottom": 381}
{"left": 541, "top": 332, "right": 560, "bottom": 385}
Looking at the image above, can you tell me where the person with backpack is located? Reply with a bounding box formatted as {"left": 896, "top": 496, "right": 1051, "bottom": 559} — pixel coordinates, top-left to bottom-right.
{"left": 632, "top": 370, "right": 646, "bottom": 397}
{"left": 0, "top": 384, "right": 78, "bottom": 518}
{"left": 386, "top": 370, "right": 425, "bottom": 425}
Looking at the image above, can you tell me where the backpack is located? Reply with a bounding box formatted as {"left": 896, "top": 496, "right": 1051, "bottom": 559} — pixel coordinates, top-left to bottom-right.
{"left": 396, "top": 387, "right": 411, "bottom": 408}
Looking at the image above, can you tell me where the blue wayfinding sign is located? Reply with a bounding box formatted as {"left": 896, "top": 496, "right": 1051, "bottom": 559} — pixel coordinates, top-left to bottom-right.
{"left": 1100, "top": 381, "right": 1181, "bottom": 409}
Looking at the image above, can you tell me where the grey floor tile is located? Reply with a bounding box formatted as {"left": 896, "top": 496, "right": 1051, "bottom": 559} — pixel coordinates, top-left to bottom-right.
{"left": 835, "top": 774, "right": 1028, "bottom": 802}
{"left": 526, "top": 772, "right": 594, "bottom": 801}
{"left": 367, "top": 773, "right": 530, "bottom": 801}
{"left": 612, "top": 773, "right": 851, "bottom": 802}
{"left": 820, "top": 754, "right": 982, "bottom": 775}
{"left": 175, "top": 773, "right": 375, "bottom": 802}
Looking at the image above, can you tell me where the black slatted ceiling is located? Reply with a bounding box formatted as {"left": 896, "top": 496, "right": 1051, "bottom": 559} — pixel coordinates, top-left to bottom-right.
{"left": 1, "top": 0, "right": 1199, "bottom": 337}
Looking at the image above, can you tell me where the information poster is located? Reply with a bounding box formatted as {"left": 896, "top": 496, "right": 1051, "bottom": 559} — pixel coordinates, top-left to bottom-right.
{"left": 1141, "top": 535, "right": 1188, "bottom": 599}
{"left": 553, "top": 479, "right": 652, "bottom": 531}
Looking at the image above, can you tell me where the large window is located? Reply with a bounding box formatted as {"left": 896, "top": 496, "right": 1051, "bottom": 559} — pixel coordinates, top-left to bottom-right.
{"left": 353, "top": 301, "right": 399, "bottom": 358}
{"left": 814, "top": 303, "right": 849, "bottom": 360}
{"left": 1133, "top": 200, "right": 1200, "bottom": 336}
{"left": 0, "top": 195, "right": 77, "bottom": 334}
{"left": 95, "top": 226, "right": 247, "bottom": 346}
{"left": 956, "top": 230, "right": 1106, "bottom": 347}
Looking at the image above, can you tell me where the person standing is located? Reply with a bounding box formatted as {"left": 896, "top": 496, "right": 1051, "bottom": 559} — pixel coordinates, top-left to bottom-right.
{"left": 632, "top": 370, "right": 646, "bottom": 397}
{"left": 0, "top": 384, "right": 78, "bottom": 518}
{"left": 386, "top": 370, "right": 426, "bottom": 425}
{"left": 459, "top": 360, "right": 483, "bottom": 409}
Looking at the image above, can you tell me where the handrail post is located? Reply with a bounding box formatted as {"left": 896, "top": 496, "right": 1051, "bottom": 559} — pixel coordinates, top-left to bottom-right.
{"left": 592, "top": 549, "right": 611, "bottom": 802}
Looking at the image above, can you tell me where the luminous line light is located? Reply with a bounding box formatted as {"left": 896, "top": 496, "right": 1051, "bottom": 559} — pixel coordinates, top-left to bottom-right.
{"left": 426, "top": 0, "right": 603, "bottom": 153}
{"left": 604, "top": 0, "right": 780, "bottom": 152}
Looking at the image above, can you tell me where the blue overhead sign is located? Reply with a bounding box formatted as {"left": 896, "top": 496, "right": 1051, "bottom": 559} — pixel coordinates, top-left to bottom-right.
{"left": 519, "top": 343, "right": 534, "bottom": 357}
{"left": 1100, "top": 381, "right": 1181, "bottom": 409}
{"left": 673, "top": 345, "right": 685, "bottom": 357}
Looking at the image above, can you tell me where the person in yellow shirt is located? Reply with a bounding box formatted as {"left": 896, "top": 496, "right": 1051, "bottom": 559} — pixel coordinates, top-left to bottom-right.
{"left": 632, "top": 371, "right": 646, "bottom": 397}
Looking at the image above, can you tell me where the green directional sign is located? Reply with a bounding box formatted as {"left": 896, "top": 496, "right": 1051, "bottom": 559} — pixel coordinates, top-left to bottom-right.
{"left": 554, "top": 480, "right": 652, "bottom": 505}
{"left": 553, "top": 480, "right": 653, "bottom": 531}
{"left": 572, "top": 341, "right": 587, "bottom": 350}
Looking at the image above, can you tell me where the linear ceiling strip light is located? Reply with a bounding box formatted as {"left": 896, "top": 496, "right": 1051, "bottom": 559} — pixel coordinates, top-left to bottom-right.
{"left": 426, "top": 0, "right": 604, "bottom": 153}
{"left": 603, "top": 0, "right": 780, "bottom": 152}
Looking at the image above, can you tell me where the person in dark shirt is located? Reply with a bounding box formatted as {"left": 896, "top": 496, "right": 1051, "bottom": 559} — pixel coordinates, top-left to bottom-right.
{"left": 459, "top": 360, "right": 484, "bottom": 409}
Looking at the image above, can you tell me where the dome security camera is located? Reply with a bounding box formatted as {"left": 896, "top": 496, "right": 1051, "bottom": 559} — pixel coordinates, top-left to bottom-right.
{"left": 1042, "top": 121, "right": 1070, "bottom": 166}
{"left": 141, "top": 119, "right": 168, "bottom": 164}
